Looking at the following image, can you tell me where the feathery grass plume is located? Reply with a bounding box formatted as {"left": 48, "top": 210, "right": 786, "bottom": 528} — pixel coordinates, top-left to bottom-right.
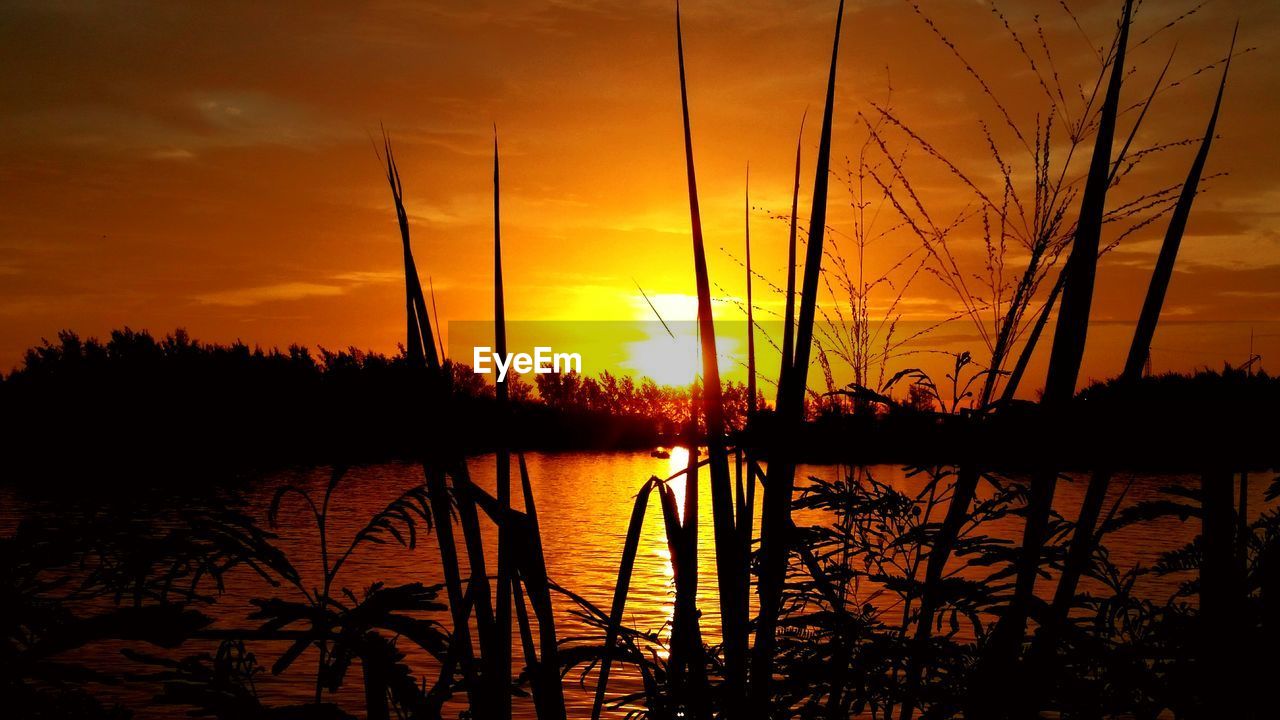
{"left": 674, "top": 2, "right": 750, "bottom": 709}
{"left": 1027, "top": 26, "right": 1238, "bottom": 698}
{"left": 817, "top": 104, "right": 932, "bottom": 412}
{"left": 779, "top": 111, "right": 806, "bottom": 390}
{"left": 976, "top": 1, "right": 1135, "bottom": 707}
{"left": 862, "top": 1, "right": 1195, "bottom": 411}
{"left": 492, "top": 129, "right": 514, "bottom": 720}
{"left": 870, "top": 0, "right": 1172, "bottom": 710}
{"left": 750, "top": 0, "right": 845, "bottom": 710}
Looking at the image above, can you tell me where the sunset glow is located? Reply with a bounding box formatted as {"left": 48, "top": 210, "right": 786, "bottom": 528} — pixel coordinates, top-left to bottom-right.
{"left": 1, "top": 1, "right": 1276, "bottom": 394}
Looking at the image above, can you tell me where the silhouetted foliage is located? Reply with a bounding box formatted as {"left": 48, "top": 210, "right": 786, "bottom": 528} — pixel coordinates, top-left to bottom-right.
{"left": 0, "top": 329, "right": 752, "bottom": 482}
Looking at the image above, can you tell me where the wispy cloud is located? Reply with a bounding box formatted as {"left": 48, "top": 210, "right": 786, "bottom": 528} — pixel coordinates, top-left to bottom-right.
{"left": 331, "top": 270, "right": 402, "bottom": 284}
{"left": 194, "top": 282, "right": 346, "bottom": 308}
{"left": 194, "top": 269, "right": 400, "bottom": 307}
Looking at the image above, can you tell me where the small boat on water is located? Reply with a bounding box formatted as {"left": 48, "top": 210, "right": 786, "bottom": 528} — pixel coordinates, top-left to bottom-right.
{"left": 650, "top": 448, "right": 671, "bottom": 459}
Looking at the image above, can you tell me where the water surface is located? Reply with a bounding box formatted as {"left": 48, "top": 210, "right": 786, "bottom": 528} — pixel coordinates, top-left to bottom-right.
{"left": 0, "top": 451, "right": 1237, "bottom": 718}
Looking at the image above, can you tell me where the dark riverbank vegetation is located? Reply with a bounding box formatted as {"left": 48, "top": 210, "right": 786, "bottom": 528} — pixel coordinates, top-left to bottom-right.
{"left": 2, "top": 329, "right": 1273, "bottom": 477}
{"left": 0, "top": 328, "right": 747, "bottom": 476}
{"left": 5, "top": 1, "right": 1275, "bottom": 719}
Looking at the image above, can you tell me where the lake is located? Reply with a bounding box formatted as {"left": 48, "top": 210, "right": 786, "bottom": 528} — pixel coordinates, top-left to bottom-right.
{"left": 0, "top": 451, "right": 1242, "bottom": 718}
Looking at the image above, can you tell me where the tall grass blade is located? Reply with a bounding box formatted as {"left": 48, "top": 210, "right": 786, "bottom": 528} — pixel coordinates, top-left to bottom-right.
{"left": 635, "top": 279, "right": 677, "bottom": 341}
{"left": 512, "top": 576, "right": 541, "bottom": 709}
{"left": 751, "top": 0, "right": 845, "bottom": 709}
{"left": 1040, "top": 0, "right": 1132, "bottom": 408}
{"left": 449, "top": 461, "right": 496, "bottom": 661}
{"left": 380, "top": 133, "right": 438, "bottom": 371}
{"left": 745, "top": 163, "right": 757, "bottom": 416}
{"left": 590, "top": 479, "right": 660, "bottom": 720}
{"left": 658, "top": 478, "right": 708, "bottom": 715}
{"left": 517, "top": 454, "right": 568, "bottom": 720}
{"left": 675, "top": 2, "right": 749, "bottom": 708}
{"left": 493, "top": 130, "right": 514, "bottom": 720}
{"left": 778, "top": 111, "right": 806, "bottom": 398}
{"left": 1123, "top": 27, "right": 1235, "bottom": 379}
{"left": 1000, "top": 271, "right": 1065, "bottom": 405}
{"left": 976, "top": 2, "right": 1135, "bottom": 709}
{"left": 379, "top": 137, "right": 479, "bottom": 708}
{"left": 1029, "top": 26, "right": 1237, "bottom": 695}
{"left": 428, "top": 276, "right": 445, "bottom": 360}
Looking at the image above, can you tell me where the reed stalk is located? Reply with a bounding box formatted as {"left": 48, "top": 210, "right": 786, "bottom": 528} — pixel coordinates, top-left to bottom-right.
{"left": 590, "top": 479, "right": 662, "bottom": 720}
{"left": 745, "top": 164, "right": 757, "bottom": 417}
{"left": 974, "top": 3, "right": 1134, "bottom": 711}
{"left": 493, "top": 131, "right": 514, "bottom": 720}
{"left": 674, "top": 3, "right": 749, "bottom": 710}
{"left": 512, "top": 575, "right": 541, "bottom": 709}
{"left": 516, "top": 454, "right": 568, "bottom": 719}
{"left": 779, "top": 113, "right": 805, "bottom": 386}
{"left": 750, "top": 0, "right": 845, "bottom": 710}
{"left": 382, "top": 136, "right": 439, "bottom": 370}
{"left": 1023, "top": 29, "right": 1237, "bottom": 707}
{"left": 1123, "top": 28, "right": 1236, "bottom": 380}
{"left": 999, "top": 271, "right": 1065, "bottom": 405}
{"left": 380, "top": 138, "right": 482, "bottom": 710}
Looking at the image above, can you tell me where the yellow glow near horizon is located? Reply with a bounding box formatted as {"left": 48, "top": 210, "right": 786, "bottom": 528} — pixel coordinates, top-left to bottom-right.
{"left": 623, "top": 330, "right": 702, "bottom": 386}
{"left": 624, "top": 292, "right": 744, "bottom": 387}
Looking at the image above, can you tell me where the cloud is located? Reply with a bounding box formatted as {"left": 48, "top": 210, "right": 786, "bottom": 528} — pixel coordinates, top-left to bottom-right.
{"left": 193, "top": 282, "right": 346, "bottom": 307}
{"left": 192, "top": 268, "right": 402, "bottom": 308}
{"left": 331, "top": 270, "right": 402, "bottom": 284}
{"left": 148, "top": 148, "right": 196, "bottom": 161}
{"left": 1220, "top": 289, "right": 1280, "bottom": 299}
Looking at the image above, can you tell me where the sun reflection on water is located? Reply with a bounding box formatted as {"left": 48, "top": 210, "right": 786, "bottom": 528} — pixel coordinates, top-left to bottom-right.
{"left": 665, "top": 446, "right": 690, "bottom": 523}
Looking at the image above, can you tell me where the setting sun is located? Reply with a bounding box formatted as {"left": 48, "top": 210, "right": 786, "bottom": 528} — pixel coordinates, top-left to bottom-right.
{"left": 623, "top": 292, "right": 746, "bottom": 386}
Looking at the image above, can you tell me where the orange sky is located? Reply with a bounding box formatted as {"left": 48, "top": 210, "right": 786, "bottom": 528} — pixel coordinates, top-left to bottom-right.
{"left": 2, "top": 1, "right": 1277, "bottom": 396}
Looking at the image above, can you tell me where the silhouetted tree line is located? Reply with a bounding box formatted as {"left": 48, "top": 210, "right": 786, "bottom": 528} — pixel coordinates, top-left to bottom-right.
{"left": 765, "top": 364, "right": 1280, "bottom": 470}
{"left": 0, "top": 328, "right": 759, "bottom": 481}
{"left": 4, "top": 328, "right": 1272, "bottom": 481}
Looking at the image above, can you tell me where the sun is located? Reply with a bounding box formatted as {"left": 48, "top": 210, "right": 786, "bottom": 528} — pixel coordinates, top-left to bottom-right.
{"left": 623, "top": 329, "right": 702, "bottom": 387}
{"left": 622, "top": 292, "right": 742, "bottom": 387}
